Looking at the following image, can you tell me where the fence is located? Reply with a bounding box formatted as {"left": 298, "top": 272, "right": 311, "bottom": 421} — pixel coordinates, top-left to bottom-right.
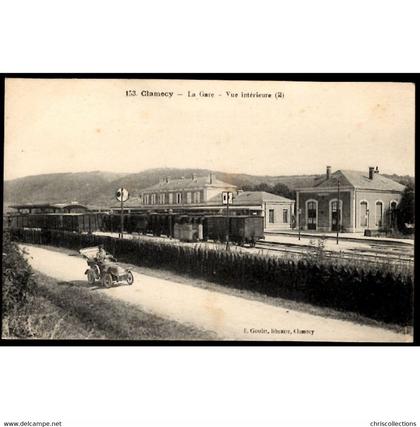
{"left": 11, "top": 228, "right": 414, "bottom": 325}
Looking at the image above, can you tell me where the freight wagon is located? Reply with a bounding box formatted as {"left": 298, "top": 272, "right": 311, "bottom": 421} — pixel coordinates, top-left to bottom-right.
{"left": 6, "top": 212, "right": 103, "bottom": 233}
{"left": 101, "top": 212, "right": 264, "bottom": 245}
{"left": 203, "top": 215, "right": 264, "bottom": 246}
{"left": 125, "top": 213, "right": 149, "bottom": 234}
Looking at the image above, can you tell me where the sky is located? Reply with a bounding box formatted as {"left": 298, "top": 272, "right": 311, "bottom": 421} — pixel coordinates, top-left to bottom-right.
{"left": 4, "top": 78, "right": 415, "bottom": 181}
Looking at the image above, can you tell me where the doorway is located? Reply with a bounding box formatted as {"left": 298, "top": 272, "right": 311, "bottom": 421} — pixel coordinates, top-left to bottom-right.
{"left": 307, "top": 201, "right": 317, "bottom": 230}
{"left": 331, "top": 200, "right": 341, "bottom": 232}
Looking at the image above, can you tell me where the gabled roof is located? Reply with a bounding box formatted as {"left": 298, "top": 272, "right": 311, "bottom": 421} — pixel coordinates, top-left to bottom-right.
{"left": 314, "top": 170, "right": 405, "bottom": 192}
{"left": 231, "top": 191, "right": 294, "bottom": 206}
{"left": 142, "top": 176, "right": 237, "bottom": 192}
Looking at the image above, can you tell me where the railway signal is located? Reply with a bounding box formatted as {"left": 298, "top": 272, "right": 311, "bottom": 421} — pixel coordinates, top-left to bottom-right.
{"left": 222, "top": 191, "right": 233, "bottom": 250}
{"left": 116, "top": 187, "right": 129, "bottom": 239}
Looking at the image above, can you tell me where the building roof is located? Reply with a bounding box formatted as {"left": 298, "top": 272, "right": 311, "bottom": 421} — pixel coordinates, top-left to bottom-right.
{"left": 9, "top": 202, "right": 89, "bottom": 210}
{"left": 314, "top": 170, "right": 405, "bottom": 192}
{"left": 231, "top": 191, "right": 294, "bottom": 205}
{"left": 141, "top": 175, "right": 237, "bottom": 192}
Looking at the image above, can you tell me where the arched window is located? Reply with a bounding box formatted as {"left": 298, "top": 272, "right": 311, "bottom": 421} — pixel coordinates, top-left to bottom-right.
{"left": 360, "top": 201, "right": 368, "bottom": 227}
{"left": 375, "top": 201, "right": 383, "bottom": 227}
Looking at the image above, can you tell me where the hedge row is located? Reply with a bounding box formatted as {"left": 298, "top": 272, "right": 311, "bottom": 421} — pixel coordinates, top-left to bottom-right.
{"left": 11, "top": 228, "right": 414, "bottom": 325}
{"left": 3, "top": 230, "right": 36, "bottom": 316}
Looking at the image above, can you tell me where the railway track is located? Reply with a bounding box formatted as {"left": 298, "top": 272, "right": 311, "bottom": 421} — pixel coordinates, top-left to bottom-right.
{"left": 255, "top": 240, "right": 414, "bottom": 265}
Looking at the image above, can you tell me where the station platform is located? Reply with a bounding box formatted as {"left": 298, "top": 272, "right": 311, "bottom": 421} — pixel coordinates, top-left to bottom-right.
{"left": 265, "top": 229, "right": 414, "bottom": 246}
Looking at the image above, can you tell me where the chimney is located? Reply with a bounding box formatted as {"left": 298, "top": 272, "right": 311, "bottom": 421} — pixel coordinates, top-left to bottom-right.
{"left": 326, "top": 165, "right": 331, "bottom": 180}
{"left": 165, "top": 176, "right": 170, "bottom": 183}
{"left": 209, "top": 172, "right": 214, "bottom": 184}
{"left": 375, "top": 166, "right": 379, "bottom": 174}
{"left": 192, "top": 173, "right": 197, "bottom": 181}
{"left": 369, "top": 166, "right": 374, "bottom": 180}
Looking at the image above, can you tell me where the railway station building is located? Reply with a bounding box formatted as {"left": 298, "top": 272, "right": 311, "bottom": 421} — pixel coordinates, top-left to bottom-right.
{"left": 296, "top": 166, "right": 405, "bottom": 233}
{"left": 140, "top": 173, "right": 237, "bottom": 207}
{"left": 231, "top": 191, "right": 295, "bottom": 230}
{"left": 113, "top": 174, "right": 295, "bottom": 230}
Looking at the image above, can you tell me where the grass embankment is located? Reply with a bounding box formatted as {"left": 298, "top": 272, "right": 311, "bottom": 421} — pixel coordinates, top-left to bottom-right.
{"left": 2, "top": 232, "right": 214, "bottom": 340}
{"left": 3, "top": 272, "right": 214, "bottom": 340}
{"left": 41, "top": 272, "right": 214, "bottom": 340}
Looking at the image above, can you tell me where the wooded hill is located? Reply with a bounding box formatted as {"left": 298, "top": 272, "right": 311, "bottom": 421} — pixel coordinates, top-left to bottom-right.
{"left": 4, "top": 168, "right": 414, "bottom": 208}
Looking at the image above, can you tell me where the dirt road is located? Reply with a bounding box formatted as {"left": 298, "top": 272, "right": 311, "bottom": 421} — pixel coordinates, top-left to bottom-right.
{"left": 20, "top": 244, "right": 412, "bottom": 342}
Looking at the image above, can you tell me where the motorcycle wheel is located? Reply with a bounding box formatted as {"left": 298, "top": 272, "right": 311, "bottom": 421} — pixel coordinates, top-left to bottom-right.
{"left": 126, "top": 271, "right": 134, "bottom": 285}
{"left": 102, "top": 273, "right": 113, "bottom": 288}
{"left": 87, "top": 270, "right": 96, "bottom": 285}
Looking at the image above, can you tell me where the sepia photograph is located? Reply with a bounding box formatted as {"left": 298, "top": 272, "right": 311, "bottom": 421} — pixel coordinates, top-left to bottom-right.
{"left": 2, "top": 76, "right": 415, "bottom": 343}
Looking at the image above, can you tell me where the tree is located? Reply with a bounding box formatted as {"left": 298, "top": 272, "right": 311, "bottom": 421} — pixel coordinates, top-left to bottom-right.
{"left": 396, "top": 183, "right": 415, "bottom": 234}
{"left": 254, "top": 182, "right": 272, "bottom": 192}
{"left": 272, "top": 183, "right": 296, "bottom": 200}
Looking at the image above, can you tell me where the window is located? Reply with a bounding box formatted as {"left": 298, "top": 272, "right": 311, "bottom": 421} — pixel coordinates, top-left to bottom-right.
{"left": 283, "top": 209, "right": 288, "bottom": 223}
{"left": 168, "top": 193, "right": 173, "bottom": 204}
{"left": 360, "top": 201, "right": 368, "bottom": 227}
{"left": 144, "top": 194, "right": 150, "bottom": 205}
{"left": 269, "top": 209, "right": 275, "bottom": 224}
{"left": 159, "top": 193, "right": 165, "bottom": 204}
{"left": 186, "top": 192, "right": 192, "bottom": 204}
{"left": 375, "top": 201, "right": 383, "bottom": 227}
{"left": 193, "top": 191, "right": 201, "bottom": 204}
{"left": 151, "top": 194, "right": 156, "bottom": 204}
{"left": 176, "top": 193, "right": 182, "bottom": 204}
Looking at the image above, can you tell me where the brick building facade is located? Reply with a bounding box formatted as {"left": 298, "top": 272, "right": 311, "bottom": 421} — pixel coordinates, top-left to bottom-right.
{"left": 296, "top": 167, "right": 405, "bottom": 232}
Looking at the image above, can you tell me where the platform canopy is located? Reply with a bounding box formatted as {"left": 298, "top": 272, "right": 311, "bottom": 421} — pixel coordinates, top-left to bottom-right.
{"left": 9, "top": 202, "right": 90, "bottom": 211}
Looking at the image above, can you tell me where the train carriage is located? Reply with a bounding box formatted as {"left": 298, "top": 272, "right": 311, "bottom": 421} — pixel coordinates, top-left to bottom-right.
{"left": 6, "top": 208, "right": 265, "bottom": 246}
{"left": 203, "top": 216, "right": 227, "bottom": 243}
{"left": 203, "top": 215, "right": 264, "bottom": 246}
{"left": 229, "top": 215, "right": 264, "bottom": 246}
{"left": 127, "top": 213, "right": 149, "bottom": 234}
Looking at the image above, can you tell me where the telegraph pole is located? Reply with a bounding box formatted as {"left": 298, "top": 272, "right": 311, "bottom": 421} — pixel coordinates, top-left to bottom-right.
{"left": 298, "top": 208, "right": 301, "bottom": 241}
{"left": 336, "top": 180, "right": 340, "bottom": 245}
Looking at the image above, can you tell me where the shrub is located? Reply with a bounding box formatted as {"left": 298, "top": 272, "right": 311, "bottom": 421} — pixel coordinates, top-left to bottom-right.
{"left": 2, "top": 230, "right": 36, "bottom": 316}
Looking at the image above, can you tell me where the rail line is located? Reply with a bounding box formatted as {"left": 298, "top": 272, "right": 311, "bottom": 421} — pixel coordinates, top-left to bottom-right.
{"left": 255, "top": 240, "right": 414, "bottom": 266}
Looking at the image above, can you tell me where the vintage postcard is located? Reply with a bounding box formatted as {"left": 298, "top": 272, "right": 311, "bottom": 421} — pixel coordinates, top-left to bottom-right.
{"left": 2, "top": 77, "right": 415, "bottom": 343}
